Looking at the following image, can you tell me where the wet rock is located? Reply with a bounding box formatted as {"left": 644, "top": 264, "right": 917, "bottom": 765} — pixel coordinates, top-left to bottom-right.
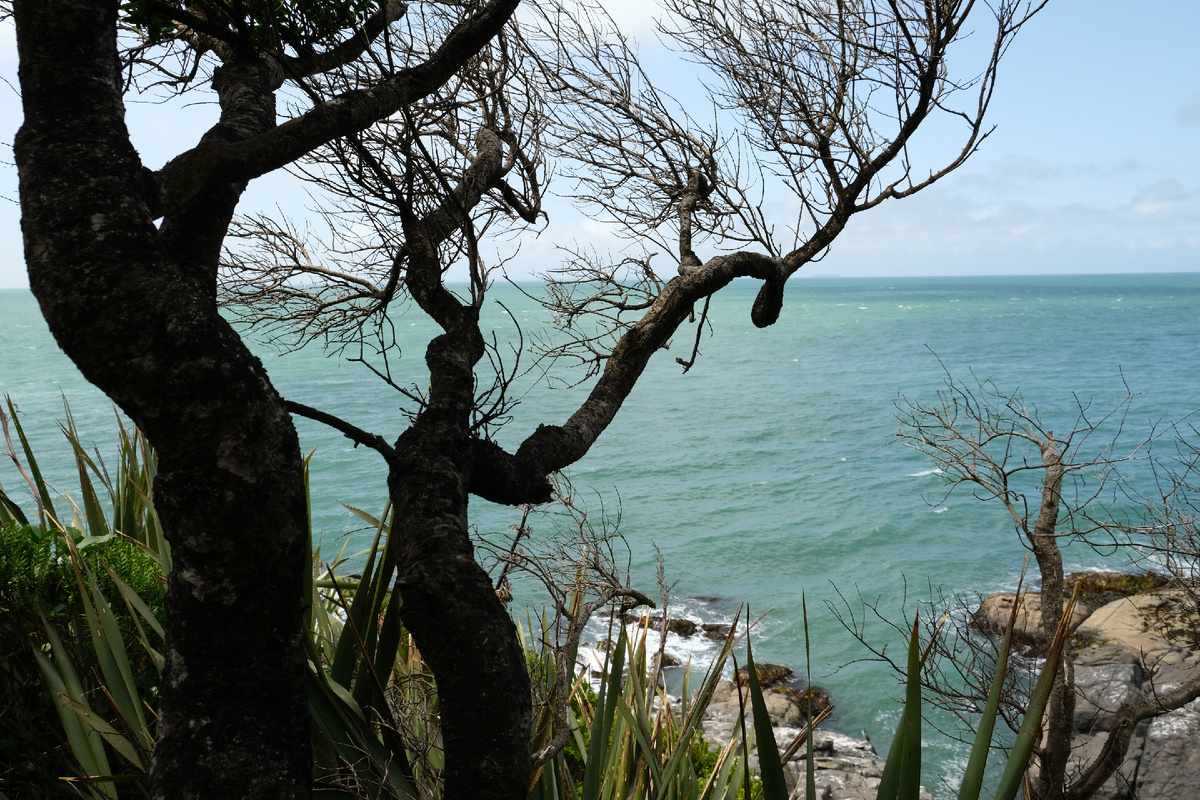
{"left": 619, "top": 614, "right": 698, "bottom": 638}
{"left": 702, "top": 622, "right": 732, "bottom": 641}
{"left": 665, "top": 618, "right": 697, "bottom": 637}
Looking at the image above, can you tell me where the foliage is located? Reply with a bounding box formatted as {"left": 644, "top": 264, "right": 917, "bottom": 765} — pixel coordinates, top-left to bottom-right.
{"left": 0, "top": 522, "right": 163, "bottom": 618}
{"left": 0, "top": 398, "right": 165, "bottom": 799}
{"left": 120, "top": 0, "right": 380, "bottom": 50}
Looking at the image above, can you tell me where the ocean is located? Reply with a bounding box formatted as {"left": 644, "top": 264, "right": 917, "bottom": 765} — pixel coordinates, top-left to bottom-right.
{"left": 3, "top": 272, "right": 1199, "bottom": 796}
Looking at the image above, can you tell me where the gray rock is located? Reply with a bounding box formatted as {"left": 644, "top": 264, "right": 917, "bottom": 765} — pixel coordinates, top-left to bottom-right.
{"left": 702, "top": 679, "right": 813, "bottom": 731}
{"left": 1146, "top": 649, "right": 1200, "bottom": 689}
{"left": 698, "top": 683, "right": 933, "bottom": 800}
{"left": 1060, "top": 720, "right": 1147, "bottom": 800}
{"left": 764, "top": 691, "right": 802, "bottom": 728}
{"left": 1073, "top": 663, "right": 1144, "bottom": 734}
{"left": 978, "top": 585, "right": 1200, "bottom": 800}
{"left": 1073, "top": 642, "right": 1141, "bottom": 668}
{"left": 1136, "top": 698, "right": 1200, "bottom": 800}
{"left": 780, "top": 732, "right": 931, "bottom": 800}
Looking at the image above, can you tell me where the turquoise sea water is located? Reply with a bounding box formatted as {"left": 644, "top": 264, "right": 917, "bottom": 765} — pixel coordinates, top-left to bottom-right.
{"left": 3, "top": 273, "right": 1199, "bottom": 795}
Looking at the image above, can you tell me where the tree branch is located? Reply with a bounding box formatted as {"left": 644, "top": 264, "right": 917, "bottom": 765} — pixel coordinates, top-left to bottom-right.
{"left": 276, "top": 0, "right": 409, "bottom": 79}
{"left": 512, "top": 250, "right": 782, "bottom": 481}
{"left": 151, "top": 0, "right": 520, "bottom": 216}
{"left": 1067, "top": 674, "right": 1200, "bottom": 800}
{"left": 284, "top": 399, "right": 395, "bottom": 461}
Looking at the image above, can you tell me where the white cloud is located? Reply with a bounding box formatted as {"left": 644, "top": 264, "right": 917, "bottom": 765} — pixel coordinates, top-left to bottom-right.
{"left": 1126, "top": 180, "right": 1194, "bottom": 221}
{"left": 827, "top": 173, "right": 1200, "bottom": 275}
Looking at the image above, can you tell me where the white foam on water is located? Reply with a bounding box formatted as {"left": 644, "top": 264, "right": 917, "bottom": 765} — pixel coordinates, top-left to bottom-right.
{"left": 574, "top": 597, "right": 765, "bottom": 694}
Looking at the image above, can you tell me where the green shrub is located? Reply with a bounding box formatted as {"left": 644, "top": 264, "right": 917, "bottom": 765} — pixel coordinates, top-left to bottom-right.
{"left": 0, "top": 521, "right": 166, "bottom": 798}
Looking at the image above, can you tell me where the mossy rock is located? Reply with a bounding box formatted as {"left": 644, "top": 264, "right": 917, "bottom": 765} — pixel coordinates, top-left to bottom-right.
{"left": 664, "top": 618, "right": 697, "bottom": 637}
{"left": 1063, "top": 571, "right": 1169, "bottom": 609}
{"left": 735, "top": 662, "right": 795, "bottom": 690}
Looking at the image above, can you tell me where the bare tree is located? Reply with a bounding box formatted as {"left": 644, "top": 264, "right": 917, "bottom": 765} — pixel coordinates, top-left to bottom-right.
{"left": 475, "top": 476, "right": 660, "bottom": 767}
{"left": 11, "top": 0, "right": 1044, "bottom": 796}
{"left": 889, "top": 364, "right": 1200, "bottom": 800}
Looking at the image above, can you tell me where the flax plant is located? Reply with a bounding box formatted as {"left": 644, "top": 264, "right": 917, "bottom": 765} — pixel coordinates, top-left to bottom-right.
{"left": 2, "top": 397, "right": 165, "bottom": 798}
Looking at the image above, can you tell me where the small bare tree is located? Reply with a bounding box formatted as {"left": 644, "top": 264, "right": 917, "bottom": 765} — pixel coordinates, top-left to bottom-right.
{"left": 887, "top": 364, "right": 1200, "bottom": 800}
{"left": 475, "top": 477, "right": 659, "bottom": 767}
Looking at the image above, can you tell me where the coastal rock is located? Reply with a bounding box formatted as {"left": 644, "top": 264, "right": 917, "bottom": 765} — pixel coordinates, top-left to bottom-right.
{"left": 1056, "top": 722, "right": 1147, "bottom": 800}
{"left": 973, "top": 592, "right": 1091, "bottom": 640}
{"left": 1147, "top": 649, "right": 1200, "bottom": 690}
{"left": 666, "top": 618, "right": 698, "bottom": 637}
{"left": 1027, "top": 657, "right": 1148, "bottom": 800}
{"left": 699, "top": 679, "right": 935, "bottom": 799}
{"left": 1073, "top": 641, "right": 1141, "bottom": 668}
{"left": 1064, "top": 571, "right": 1171, "bottom": 609}
{"left": 1135, "top": 697, "right": 1200, "bottom": 800}
{"left": 1074, "top": 590, "right": 1199, "bottom": 661}
{"left": 1073, "top": 663, "right": 1144, "bottom": 733}
{"left": 763, "top": 691, "right": 803, "bottom": 728}
{"left": 781, "top": 732, "right": 933, "bottom": 800}
{"left": 620, "top": 614, "right": 700, "bottom": 638}
{"left": 1039, "top": 643, "right": 1200, "bottom": 800}
{"left": 972, "top": 582, "right": 1200, "bottom": 800}
{"left": 705, "top": 678, "right": 832, "bottom": 730}
{"left": 1024, "top": 591, "right": 1200, "bottom": 800}
{"left": 736, "top": 662, "right": 795, "bottom": 689}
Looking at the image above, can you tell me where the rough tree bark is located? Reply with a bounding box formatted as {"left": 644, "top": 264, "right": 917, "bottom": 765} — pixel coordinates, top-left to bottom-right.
{"left": 13, "top": 2, "right": 311, "bottom": 797}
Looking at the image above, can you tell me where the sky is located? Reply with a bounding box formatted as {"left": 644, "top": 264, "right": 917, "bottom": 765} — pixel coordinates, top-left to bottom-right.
{"left": 0, "top": 0, "right": 1197, "bottom": 288}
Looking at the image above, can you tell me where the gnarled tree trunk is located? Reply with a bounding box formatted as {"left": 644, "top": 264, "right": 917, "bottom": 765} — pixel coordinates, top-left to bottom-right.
{"left": 13, "top": 2, "right": 311, "bottom": 796}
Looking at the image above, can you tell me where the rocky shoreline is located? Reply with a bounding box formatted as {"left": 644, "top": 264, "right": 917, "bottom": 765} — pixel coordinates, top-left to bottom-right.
{"left": 972, "top": 572, "right": 1200, "bottom": 800}
{"left": 620, "top": 572, "right": 1200, "bottom": 799}
{"left": 611, "top": 614, "right": 933, "bottom": 799}
{"left": 697, "top": 672, "right": 932, "bottom": 800}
